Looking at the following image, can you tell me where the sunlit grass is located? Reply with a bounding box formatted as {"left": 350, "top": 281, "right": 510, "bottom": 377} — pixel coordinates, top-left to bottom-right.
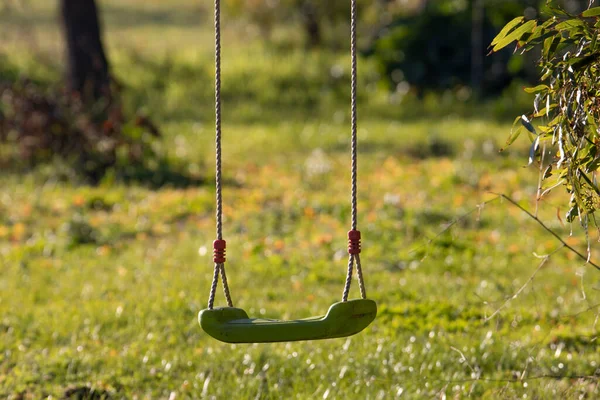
{"left": 1, "top": 1, "right": 599, "bottom": 398}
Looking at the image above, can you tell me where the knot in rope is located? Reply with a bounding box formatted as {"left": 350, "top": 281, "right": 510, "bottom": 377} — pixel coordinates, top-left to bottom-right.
{"left": 213, "top": 239, "right": 226, "bottom": 263}
{"left": 347, "top": 230, "right": 361, "bottom": 255}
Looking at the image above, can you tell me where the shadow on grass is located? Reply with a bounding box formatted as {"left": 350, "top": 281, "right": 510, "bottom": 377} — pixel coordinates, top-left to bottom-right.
{"left": 63, "top": 385, "right": 113, "bottom": 400}
{"left": 106, "top": 159, "right": 204, "bottom": 189}
{"left": 0, "top": 155, "right": 204, "bottom": 190}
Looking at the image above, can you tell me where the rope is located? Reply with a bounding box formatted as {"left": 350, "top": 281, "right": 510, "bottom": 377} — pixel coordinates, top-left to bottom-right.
{"left": 220, "top": 263, "right": 234, "bottom": 306}
{"left": 215, "top": 0, "right": 223, "bottom": 242}
{"left": 207, "top": 0, "right": 233, "bottom": 309}
{"left": 206, "top": 0, "right": 367, "bottom": 307}
{"left": 342, "top": 253, "right": 367, "bottom": 301}
{"left": 350, "top": 0, "right": 358, "bottom": 233}
{"left": 355, "top": 254, "right": 366, "bottom": 299}
{"left": 342, "top": 255, "right": 354, "bottom": 302}
{"left": 342, "top": 0, "right": 367, "bottom": 302}
{"left": 208, "top": 264, "right": 219, "bottom": 309}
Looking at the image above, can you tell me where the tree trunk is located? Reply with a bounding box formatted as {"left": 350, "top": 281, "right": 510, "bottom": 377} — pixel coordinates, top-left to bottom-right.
{"left": 470, "top": 0, "right": 484, "bottom": 96}
{"left": 302, "top": 1, "right": 321, "bottom": 48}
{"left": 60, "top": 0, "right": 110, "bottom": 103}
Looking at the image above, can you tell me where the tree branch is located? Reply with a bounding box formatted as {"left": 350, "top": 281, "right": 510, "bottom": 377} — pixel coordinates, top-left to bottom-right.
{"left": 490, "top": 192, "right": 600, "bottom": 271}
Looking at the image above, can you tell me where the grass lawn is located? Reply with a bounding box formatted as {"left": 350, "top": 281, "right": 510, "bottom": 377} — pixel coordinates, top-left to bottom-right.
{"left": 1, "top": 1, "right": 599, "bottom": 398}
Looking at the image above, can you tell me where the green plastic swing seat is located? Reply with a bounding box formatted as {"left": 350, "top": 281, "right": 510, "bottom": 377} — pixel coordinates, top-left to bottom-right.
{"left": 199, "top": 299, "right": 376, "bottom": 343}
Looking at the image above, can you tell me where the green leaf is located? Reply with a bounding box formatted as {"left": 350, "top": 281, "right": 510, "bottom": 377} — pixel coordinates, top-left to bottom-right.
{"left": 505, "top": 127, "right": 523, "bottom": 147}
{"left": 540, "top": 66, "right": 554, "bottom": 80}
{"left": 503, "top": 116, "right": 523, "bottom": 148}
{"left": 492, "top": 20, "right": 537, "bottom": 52}
{"left": 533, "top": 104, "right": 556, "bottom": 118}
{"left": 555, "top": 19, "right": 586, "bottom": 31}
{"left": 524, "top": 85, "right": 549, "bottom": 94}
{"left": 518, "top": 26, "right": 554, "bottom": 47}
{"left": 582, "top": 7, "right": 600, "bottom": 17}
{"left": 543, "top": 35, "right": 561, "bottom": 58}
{"left": 545, "top": 4, "right": 572, "bottom": 18}
{"left": 491, "top": 16, "right": 525, "bottom": 46}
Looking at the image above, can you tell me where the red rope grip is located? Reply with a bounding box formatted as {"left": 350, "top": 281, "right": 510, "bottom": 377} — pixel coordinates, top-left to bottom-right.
{"left": 347, "top": 230, "right": 361, "bottom": 255}
{"left": 213, "top": 239, "right": 226, "bottom": 263}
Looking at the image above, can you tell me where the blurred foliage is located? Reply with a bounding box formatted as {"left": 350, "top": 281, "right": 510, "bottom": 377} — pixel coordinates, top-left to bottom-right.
{"left": 0, "top": 58, "right": 201, "bottom": 186}
{"left": 0, "top": 78, "right": 157, "bottom": 182}
{"left": 492, "top": 1, "right": 600, "bottom": 222}
{"left": 368, "top": 0, "right": 541, "bottom": 96}
{"left": 113, "top": 48, "right": 535, "bottom": 127}
{"left": 223, "top": 0, "right": 382, "bottom": 47}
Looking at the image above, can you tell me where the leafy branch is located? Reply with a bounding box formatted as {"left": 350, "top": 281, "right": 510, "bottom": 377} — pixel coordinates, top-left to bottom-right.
{"left": 491, "top": 1, "right": 600, "bottom": 223}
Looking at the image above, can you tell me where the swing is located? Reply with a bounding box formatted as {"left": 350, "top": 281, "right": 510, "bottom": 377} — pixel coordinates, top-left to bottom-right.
{"left": 198, "top": 0, "right": 376, "bottom": 344}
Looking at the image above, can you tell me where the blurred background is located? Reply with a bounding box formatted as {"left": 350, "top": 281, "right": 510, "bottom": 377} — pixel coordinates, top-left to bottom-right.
{"left": 0, "top": 0, "right": 594, "bottom": 180}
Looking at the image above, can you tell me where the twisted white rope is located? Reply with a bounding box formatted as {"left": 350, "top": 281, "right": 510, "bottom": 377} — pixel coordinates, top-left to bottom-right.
{"left": 350, "top": 0, "right": 358, "bottom": 233}
{"left": 342, "top": 0, "right": 367, "bottom": 302}
{"left": 208, "top": 0, "right": 233, "bottom": 309}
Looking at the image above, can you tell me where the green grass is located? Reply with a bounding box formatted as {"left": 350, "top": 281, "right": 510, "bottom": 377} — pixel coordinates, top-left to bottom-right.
{"left": 1, "top": 1, "right": 600, "bottom": 398}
